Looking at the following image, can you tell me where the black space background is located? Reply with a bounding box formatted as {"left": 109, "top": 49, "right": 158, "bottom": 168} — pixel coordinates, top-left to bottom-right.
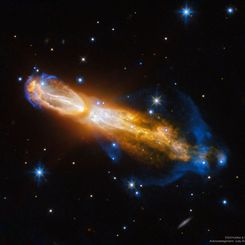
{"left": 0, "top": 0, "right": 245, "bottom": 244}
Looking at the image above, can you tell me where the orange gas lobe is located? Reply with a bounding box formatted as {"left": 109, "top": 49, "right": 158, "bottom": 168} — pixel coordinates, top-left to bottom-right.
{"left": 26, "top": 75, "right": 192, "bottom": 166}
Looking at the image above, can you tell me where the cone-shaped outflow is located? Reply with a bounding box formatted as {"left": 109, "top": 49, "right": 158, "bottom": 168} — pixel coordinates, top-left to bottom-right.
{"left": 25, "top": 74, "right": 86, "bottom": 116}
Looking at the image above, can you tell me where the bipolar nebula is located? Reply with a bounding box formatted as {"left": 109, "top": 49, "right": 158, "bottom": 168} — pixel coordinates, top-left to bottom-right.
{"left": 25, "top": 73, "right": 227, "bottom": 186}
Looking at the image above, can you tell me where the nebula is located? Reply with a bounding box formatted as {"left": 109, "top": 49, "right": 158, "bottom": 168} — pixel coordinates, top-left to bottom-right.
{"left": 25, "top": 73, "right": 227, "bottom": 172}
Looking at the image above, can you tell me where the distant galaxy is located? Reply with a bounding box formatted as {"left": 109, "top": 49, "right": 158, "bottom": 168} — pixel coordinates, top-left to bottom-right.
{"left": 177, "top": 217, "right": 192, "bottom": 229}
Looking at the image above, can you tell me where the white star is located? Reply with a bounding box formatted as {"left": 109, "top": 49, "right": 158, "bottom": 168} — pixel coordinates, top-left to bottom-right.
{"left": 152, "top": 96, "right": 161, "bottom": 105}
{"left": 80, "top": 56, "right": 86, "bottom": 63}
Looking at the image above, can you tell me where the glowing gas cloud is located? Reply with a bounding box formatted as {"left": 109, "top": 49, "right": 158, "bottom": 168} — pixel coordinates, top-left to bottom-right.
{"left": 25, "top": 74, "right": 225, "bottom": 167}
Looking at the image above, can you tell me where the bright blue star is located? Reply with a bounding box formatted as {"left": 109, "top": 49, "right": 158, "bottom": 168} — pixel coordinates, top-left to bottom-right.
{"left": 222, "top": 199, "right": 228, "bottom": 205}
{"left": 128, "top": 181, "right": 135, "bottom": 189}
{"left": 226, "top": 7, "right": 234, "bottom": 15}
{"left": 112, "top": 142, "right": 117, "bottom": 148}
{"left": 35, "top": 168, "right": 44, "bottom": 177}
{"left": 17, "top": 76, "right": 23, "bottom": 82}
{"left": 202, "top": 160, "right": 206, "bottom": 165}
{"left": 217, "top": 153, "right": 227, "bottom": 167}
{"left": 179, "top": 6, "right": 193, "bottom": 23}
{"left": 152, "top": 96, "right": 161, "bottom": 105}
{"left": 148, "top": 109, "right": 154, "bottom": 115}
{"left": 135, "top": 191, "right": 140, "bottom": 197}
{"left": 32, "top": 163, "right": 47, "bottom": 184}
{"left": 218, "top": 158, "right": 226, "bottom": 167}
{"left": 34, "top": 166, "right": 45, "bottom": 179}
{"left": 182, "top": 8, "right": 191, "bottom": 16}
{"left": 76, "top": 76, "right": 84, "bottom": 84}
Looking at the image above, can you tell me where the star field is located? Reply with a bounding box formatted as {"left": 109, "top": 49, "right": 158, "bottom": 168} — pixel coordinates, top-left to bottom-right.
{"left": 0, "top": 0, "right": 244, "bottom": 244}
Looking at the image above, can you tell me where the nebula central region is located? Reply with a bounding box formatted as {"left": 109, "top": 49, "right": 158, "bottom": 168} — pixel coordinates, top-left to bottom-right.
{"left": 25, "top": 73, "right": 226, "bottom": 170}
